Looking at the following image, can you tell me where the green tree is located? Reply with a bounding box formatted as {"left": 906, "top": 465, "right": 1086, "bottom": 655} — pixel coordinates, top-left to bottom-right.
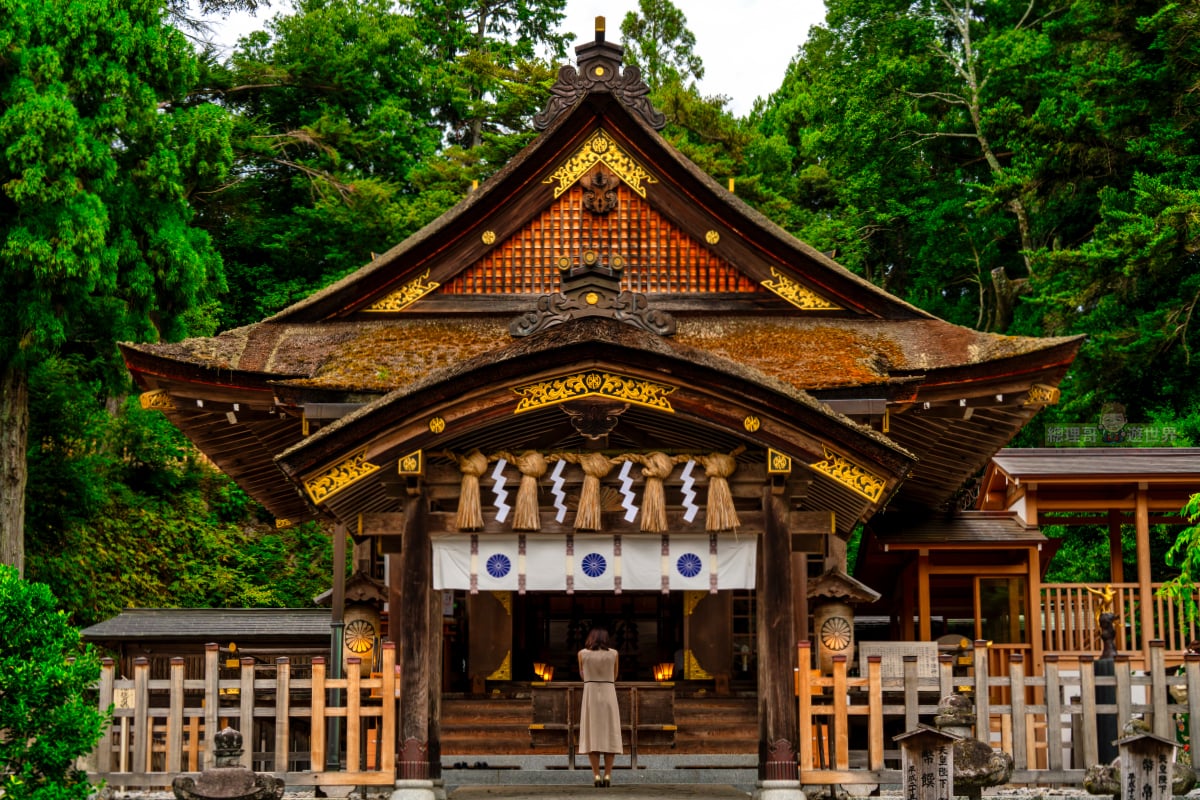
{"left": 0, "top": 0, "right": 231, "bottom": 574}
{"left": 23, "top": 391, "right": 337, "bottom": 627}
{"left": 749, "top": 0, "right": 1200, "bottom": 435}
{"left": 619, "top": 0, "right": 704, "bottom": 90}
{"left": 0, "top": 565, "right": 105, "bottom": 800}
{"left": 1161, "top": 494, "right": 1200, "bottom": 622}
{"left": 405, "top": 0, "right": 570, "bottom": 148}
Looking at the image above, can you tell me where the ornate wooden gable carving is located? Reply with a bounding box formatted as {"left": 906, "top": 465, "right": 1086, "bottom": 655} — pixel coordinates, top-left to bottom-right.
{"left": 533, "top": 21, "right": 664, "bottom": 132}
{"left": 442, "top": 177, "right": 759, "bottom": 296}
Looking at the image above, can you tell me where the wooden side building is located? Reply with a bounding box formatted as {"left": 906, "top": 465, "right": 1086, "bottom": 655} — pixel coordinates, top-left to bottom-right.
{"left": 119, "top": 22, "right": 1081, "bottom": 798}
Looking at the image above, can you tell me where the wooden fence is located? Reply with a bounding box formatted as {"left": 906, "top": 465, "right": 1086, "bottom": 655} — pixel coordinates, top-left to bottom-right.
{"left": 1039, "top": 582, "right": 1200, "bottom": 657}
{"left": 90, "top": 638, "right": 1200, "bottom": 790}
{"left": 797, "top": 639, "right": 1200, "bottom": 787}
{"left": 90, "top": 642, "right": 397, "bottom": 789}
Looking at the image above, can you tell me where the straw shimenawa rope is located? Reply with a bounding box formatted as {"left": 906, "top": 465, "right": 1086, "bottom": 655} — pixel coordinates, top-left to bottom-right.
{"left": 615, "top": 452, "right": 679, "bottom": 533}
{"left": 444, "top": 448, "right": 489, "bottom": 531}
{"left": 694, "top": 447, "right": 745, "bottom": 531}
{"left": 552, "top": 451, "right": 616, "bottom": 531}
{"left": 494, "top": 450, "right": 548, "bottom": 531}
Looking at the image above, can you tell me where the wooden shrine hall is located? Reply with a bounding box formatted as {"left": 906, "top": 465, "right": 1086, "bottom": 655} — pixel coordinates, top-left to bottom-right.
{"left": 119, "top": 20, "right": 1081, "bottom": 799}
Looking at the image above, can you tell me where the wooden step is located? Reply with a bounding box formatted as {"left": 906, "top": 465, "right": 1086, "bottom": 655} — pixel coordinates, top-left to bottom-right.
{"left": 438, "top": 692, "right": 761, "bottom": 756}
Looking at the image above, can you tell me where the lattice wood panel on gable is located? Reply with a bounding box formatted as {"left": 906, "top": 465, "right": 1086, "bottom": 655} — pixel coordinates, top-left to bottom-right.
{"left": 443, "top": 180, "right": 760, "bottom": 295}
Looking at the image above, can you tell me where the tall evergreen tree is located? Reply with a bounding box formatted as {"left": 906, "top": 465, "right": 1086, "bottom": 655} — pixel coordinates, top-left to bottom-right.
{"left": 750, "top": 0, "right": 1200, "bottom": 429}
{"left": 0, "top": 0, "right": 230, "bottom": 574}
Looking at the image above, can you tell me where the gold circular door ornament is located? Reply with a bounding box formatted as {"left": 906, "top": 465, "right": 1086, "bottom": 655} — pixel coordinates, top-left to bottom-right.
{"left": 481, "top": 230, "right": 496, "bottom": 245}
{"left": 820, "top": 616, "right": 852, "bottom": 652}
{"left": 706, "top": 230, "right": 720, "bottom": 245}
{"left": 345, "top": 619, "right": 377, "bottom": 654}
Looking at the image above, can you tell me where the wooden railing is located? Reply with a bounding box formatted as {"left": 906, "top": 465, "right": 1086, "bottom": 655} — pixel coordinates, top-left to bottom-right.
{"left": 89, "top": 642, "right": 397, "bottom": 789}
{"left": 1039, "top": 583, "right": 1200, "bottom": 658}
{"left": 90, "top": 635, "right": 1200, "bottom": 789}
{"left": 797, "top": 640, "right": 1200, "bottom": 786}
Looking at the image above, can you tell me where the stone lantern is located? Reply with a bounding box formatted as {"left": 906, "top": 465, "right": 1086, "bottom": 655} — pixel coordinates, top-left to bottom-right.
{"left": 316, "top": 567, "right": 388, "bottom": 677}
{"left": 807, "top": 567, "right": 880, "bottom": 675}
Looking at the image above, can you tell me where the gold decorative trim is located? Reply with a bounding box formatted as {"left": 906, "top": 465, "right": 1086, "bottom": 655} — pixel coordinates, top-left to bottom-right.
{"left": 683, "top": 590, "right": 706, "bottom": 617}
{"left": 481, "top": 230, "right": 496, "bottom": 245}
{"left": 364, "top": 269, "right": 441, "bottom": 313}
{"left": 767, "top": 448, "right": 792, "bottom": 474}
{"left": 809, "top": 447, "right": 886, "bottom": 503}
{"left": 743, "top": 415, "right": 761, "bottom": 432}
{"left": 275, "top": 519, "right": 294, "bottom": 530}
{"left": 683, "top": 649, "right": 713, "bottom": 681}
{"left": 705, "top": 230, "right": 720, "bottom": 245}
{"left": 543, "top": 129, "right": 658, "bottom": 199}
{"left": 513, "top": 370, "right": 676, "bottom": 414}
{"left": 397, "top": 450, "right": 424, "bottom": 476}
{"left": 1024, "top": 384, "right": 1061, "bottom": 406}
{"left": 429, "top": 417, "right": 446, "bottom": 434}
{"left": 139, "top": 390, "right": 176, "bottom": 412}
{"left": 487, "top": 649, "right": 512, "bottom": 681}
{"left": 304, "top": 450, "right": 382, "bottom": 505}
{"left": 761, "top": 267, "right": 842, "bottom": 310}
{"left": 492, "top": 590, "right": 512, "bottom": 616}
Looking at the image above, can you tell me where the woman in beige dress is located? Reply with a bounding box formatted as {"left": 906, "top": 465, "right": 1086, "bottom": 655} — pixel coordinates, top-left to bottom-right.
{"left": 578, "top": 628, "right": 622, "bottom": 787}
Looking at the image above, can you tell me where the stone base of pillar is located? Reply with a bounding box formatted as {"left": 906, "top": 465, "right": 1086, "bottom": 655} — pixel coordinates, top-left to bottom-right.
{"left": 390, "top": 779, "right": 436, "bottom": 800}
{"left": 753, "top": 779, "right": 806, "bottom": 800}
{"left": 430, "top": 778, "right": 447, "bottom": 800}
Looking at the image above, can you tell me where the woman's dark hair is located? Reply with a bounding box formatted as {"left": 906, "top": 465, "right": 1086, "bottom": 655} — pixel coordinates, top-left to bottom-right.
{"left": 585, "top": 628, "right": 610, "bottom": 650}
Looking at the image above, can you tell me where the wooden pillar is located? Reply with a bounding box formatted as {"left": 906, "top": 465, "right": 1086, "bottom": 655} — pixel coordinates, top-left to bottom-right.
{"left": 758, "top": 491, "right": 798, "bottom": 784}
{"left": 1027, "top": 545, "right": 1044, "bottom": 675}
{"left": 399, "top": 494, "right": 433, "bottom": 781}
{"left": 427, "top": 579, "right": 443, "bottom": 782}
{"left": 792, "top": 552, "right": 809, "bottom": 646}
{"left": 1136, "top": 485, "right": 1153, "bottom": 660}
{"left": 918, "top": 550, "right": 932, "bottom": 641}
{"left": 327, "top": 523, "right": 347, "bottom": 771}
{"left": 898, "top": 564, "right": 915, "bottom": 640}
{"left": 387, "top": 553, "right": 402, "bottom": 640}
{"left": 1108, "top": 508, "right": 1125, "bottom": 584}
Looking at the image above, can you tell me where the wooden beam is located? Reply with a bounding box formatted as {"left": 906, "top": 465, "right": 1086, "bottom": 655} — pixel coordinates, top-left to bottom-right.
{"left": 423, "top": 509, "right": 768, "bottom": 536}
{"left": 360, "top": 512, "right": 406, "bottom": 536}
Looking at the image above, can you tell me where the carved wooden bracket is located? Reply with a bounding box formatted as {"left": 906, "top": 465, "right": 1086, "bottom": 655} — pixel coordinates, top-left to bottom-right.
{"left": 509, "top": 252, "right": 675, "bottom": 337}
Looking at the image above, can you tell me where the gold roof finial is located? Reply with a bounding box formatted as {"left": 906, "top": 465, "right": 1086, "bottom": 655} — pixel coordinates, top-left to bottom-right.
{"left": 595, "top": 16, "right": 605, "bottom": 43}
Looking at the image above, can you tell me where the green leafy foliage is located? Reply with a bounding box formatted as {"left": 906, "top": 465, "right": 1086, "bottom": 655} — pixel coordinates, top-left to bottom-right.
{"left": 748, "top": 0, "right": 1200, "bottom": 441}
{"left": 0, "top": 0, "right": 231, "bottom": 571}
{"left": 24, "top": 390, "right": 336, "bottom": 628}
{"left": 620, "top": 0, "right": 705, "bottom": 89}
{"left": 0, "top": 566, "right": 105, "bottom": 800}
{"left": 1161, "top": 494, "right": 1200, "bottom": 622}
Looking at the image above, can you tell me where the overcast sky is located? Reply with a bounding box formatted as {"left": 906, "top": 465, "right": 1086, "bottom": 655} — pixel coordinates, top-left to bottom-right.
{"left": 196, "top": 0, "right": 828, "bottom": 116}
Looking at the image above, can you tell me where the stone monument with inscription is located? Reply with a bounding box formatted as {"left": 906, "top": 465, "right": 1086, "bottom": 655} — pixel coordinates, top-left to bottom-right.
{"left": 895, "top": 726, "right": 958, "bottom": 800}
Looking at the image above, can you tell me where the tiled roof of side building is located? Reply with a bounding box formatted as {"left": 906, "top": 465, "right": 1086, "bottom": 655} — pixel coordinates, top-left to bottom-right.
{"left": 991, "top": 447, "right": 1200, "bottom": 478}
{"left": 80, "top": 608, "right": 332, "bottom": 641}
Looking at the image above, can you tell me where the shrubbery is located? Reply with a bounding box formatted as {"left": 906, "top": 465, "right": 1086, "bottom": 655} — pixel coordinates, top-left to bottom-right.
{"left": 0, "top": 566, "right": 106, "bottom": 800}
